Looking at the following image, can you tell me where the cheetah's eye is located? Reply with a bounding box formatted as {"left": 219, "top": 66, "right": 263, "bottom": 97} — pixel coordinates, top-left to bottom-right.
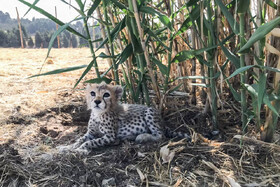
{"left": 103, "top": 93, "right": 110, "bottom": 98}
{"left": 90, "top": 91, "right": 96, "bottom": 97}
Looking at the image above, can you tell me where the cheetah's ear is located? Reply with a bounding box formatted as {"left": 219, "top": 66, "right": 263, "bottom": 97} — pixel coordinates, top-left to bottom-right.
{"left": 115, "top": 85, "right": 123, "bottom": 100}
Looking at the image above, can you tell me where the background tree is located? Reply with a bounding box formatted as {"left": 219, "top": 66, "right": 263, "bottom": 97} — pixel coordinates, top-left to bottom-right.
{"left": 71, "top": 34, "right": 78, "bottom": 48}
{"left": 61, "top": 34, "right": 69, "bottom": 48}
{"left": 35, "top": 32, "right": 42, "bottom": 48}
{"left": 27, "top": 37, "right": 34, "bottom": 48}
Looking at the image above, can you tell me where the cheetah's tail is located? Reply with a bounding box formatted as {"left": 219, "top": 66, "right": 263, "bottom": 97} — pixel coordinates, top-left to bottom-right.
{"left": 164, "top": 127, "right": 191, "bottom": 142}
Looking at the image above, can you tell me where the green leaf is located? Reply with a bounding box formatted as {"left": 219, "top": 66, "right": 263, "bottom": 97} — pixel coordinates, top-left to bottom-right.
{"left": 75, "top": 0, "right": 85, "bottom": 11}
{"left": 215, "top": 0, "right": 239, "bottom": 34}
{"left": 60, "top": 0, "right": 84, "bottom": 16}
{"left": 262, "top": 66, "right": 280, "bottom": 73}
{"left": 29, "top": 65, "right": 87, "bottom": 78}
{"left": 111, "top": 0, "right": 128, "bottom": 10}
{"left": 226, "top": 65, "right": 255, "bottom": 79}
{"left": 265, "top": 0, "right": 277, "bottom": 9}
{"left": 87, "top": 0, "right": 101, "bottom": 17}
{"left": 46, "top": 18, "right": 83, "bottom": 61}
{"left": 239, "top": 17, "right": 280, "bottom": 53}
{"left": 186, "top": 0, "right": 199, "bottom": 7}
{"left": 258, "top": 73, "right": 267, "bottom": 115}
{"left": 174, "top": 5, "right": 200, "bottom": 38}
{"left": 190, "top": 83, "right": 209, "bottom": 87}
{"left": 74, "top": 58, "right": 97, "bottom": 88}
{"left": 18, "top": 0, "right": 86, "bottom": 39}
{"left": 172, "top": 45, "right": 218, "bottom": 63}
{"left": 263, "top": 94, "right": 280, "bottom": 117}
{"left": 116, "top": 44, "right": 133, "bottom": 66}
{"left": 169, "top": 83, "right": 183, "bottom": 94}
{"left": 84, "top": 77, "right": 112, "bottom": 84}
{"left": 151, "top": 57, "right": 168, "bottom": 75}
{"left": 226, "top": 79, "right": 241, "bottom": 101}
{"left": 96, "top": 16, "right": 126, "bottom": 51}
{"left": 146, "top": 28, "right": 170, "bottom": 52}
{"left": 237, "top": 0, "right": 250, "bottom": 13}
{"left": 220, "top": 45, "right": 240, "bottom": 68}
{"left": 23, "top": 0, "right": 39, "bottom": 17}
{"left": 177, "top": 75, "right": 209, "bottom": 80}
{"left": 140, "top": 6, "right": 173, "bottom": 31}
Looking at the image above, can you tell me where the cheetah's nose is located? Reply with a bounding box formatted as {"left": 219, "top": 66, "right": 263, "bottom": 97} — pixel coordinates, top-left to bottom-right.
{"left": 94, "top": 100, "right": 101, "bottom": 105}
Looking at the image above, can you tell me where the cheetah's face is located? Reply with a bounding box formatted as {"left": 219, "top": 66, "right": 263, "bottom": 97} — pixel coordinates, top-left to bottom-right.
{"left": 86, "top": 83, "right": 123, "bottom": 113}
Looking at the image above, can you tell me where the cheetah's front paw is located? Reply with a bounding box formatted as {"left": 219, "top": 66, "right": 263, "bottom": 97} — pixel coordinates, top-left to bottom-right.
{"left": 74, "top": 147, "right": 91, "bottom": 155}
{"left": 57, "top": 145, "right": 74, "bottom": 154}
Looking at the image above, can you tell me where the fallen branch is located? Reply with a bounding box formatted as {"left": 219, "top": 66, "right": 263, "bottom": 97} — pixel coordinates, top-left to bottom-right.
{"left": 233, "top": 135, "right": 280, "bottom": 150}
{"left": 202, "top": 160, "right": 241, "bottom": 187}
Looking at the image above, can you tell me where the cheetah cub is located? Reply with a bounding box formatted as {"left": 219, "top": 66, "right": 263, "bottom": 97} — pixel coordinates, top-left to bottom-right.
{"left": 69, "top": 82, "right": 164, "bottom": 154}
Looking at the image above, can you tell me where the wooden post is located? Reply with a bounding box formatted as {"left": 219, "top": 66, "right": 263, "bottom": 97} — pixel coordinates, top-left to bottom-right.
{"left": 16, "top": 7, "right": 24, "bottom": 48}
{"left": 55, "top": 6, "right": 60, "bottom": 48}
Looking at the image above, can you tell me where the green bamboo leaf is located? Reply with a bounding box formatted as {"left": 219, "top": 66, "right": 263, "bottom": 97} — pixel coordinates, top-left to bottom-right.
{"left": 75, "top": 0, "right": 85, "bottom": 11}
{"left": 262, "top": 66, "right": 280, "bottom": 73}
{"left": 174, "top": 5, "right": 200, "bottom": 38}
{"left": 84, "top": 77, "right": 112, "bottom": 84}
{"left": 237, "top": 0, "right": 250, "bottom": 13}
{"left": 111, "top": 0, "right": 128, "bottom": 10}
{"left": 23, "top": 0, "right": 39, "bottom": 17}
{"left": 146, "top": 28, "right": 170, "bottom": 52}
{"left": 172, "top": 45, "right": 218, "bottom": 63}
{"left": 60, "top": 0, "right": 84, "bottom": 16}
{"left": 177, "top": 75, "right": 209, "bottom": 80}
{"left": 18, "top": 0, "right": 86, "bottom": 39}
{"left": 226, "top": 79, "right": 241, "bottom": 101}
{"left": 140, "top": 6, "right": 173, "bottom": 31}
{"left": 265, "top": 0, "right": 277, "bottom": 9}
{"left": 258, "top": 73, "right": 267, "bottom": 115}
{"left": 151, "top": 57, "right": 168, "bottom": 75}
{"left": 220, "top": 45, "right": 240, "bottom": 68}
{"left": 98, "top": 52, "right": 118, "bottom": 59}
{"left": 87, "top": 0, "right": 101, "bottom": 17}
{"left": 239, "top": 17, "right": 280, "bottom": 53}
{"left": 226, "top": 65, "right": 255, "bottom": 79}
{"left": 46, "top": 18, "right": 84, "bottom": 61}
{"left": 215, "top": 0, "right": 239, "bottom": 34}
{"left": 264, "top": 94, "right": 279, "bottom": 117}
{"left": 169, "top": 83, "right": 183, "bottom": 94}
{"left": 186, "top": 0, "right": 199, "bottom": 7}
{"left": 29, "top": 65, "right": 87, "bottom": 78}
{"left": 117, "top": 44, "right": 133, "bottom": 66}
{"left": 74, "top": 58, "right": 97, "bottom": 88}
{"left": 96, "top": 16, "right": 126, "bottom": 51}
{"left": 190, "top": 83, "right": 209, "bottom": 87}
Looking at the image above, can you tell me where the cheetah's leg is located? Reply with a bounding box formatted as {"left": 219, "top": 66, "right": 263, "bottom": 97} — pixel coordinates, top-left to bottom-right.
{"left": 135, "top": 108, "right": 163, "bottom": 143}
{"left": 76, "top": 133, "right": 116, "bottom": 153}
{"left": 72, "top": 132, "right": 94, "bottom": 149}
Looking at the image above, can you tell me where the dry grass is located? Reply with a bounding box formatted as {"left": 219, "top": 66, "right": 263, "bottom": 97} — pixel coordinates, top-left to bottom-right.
{"left": 0, "top": 48, "right": 280, "bottom": 186}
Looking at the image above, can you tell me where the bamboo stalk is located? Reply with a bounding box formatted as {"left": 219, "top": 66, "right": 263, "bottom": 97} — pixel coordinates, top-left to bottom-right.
{"left": 101, "top": 0, "right": 119, "bottom": 84}
{"left": 96, "top": 7, "right": 115, "bottom": 81}
{"left": 131, "top": 0, "right": 161, "bottom": 101}
{"left": 83, "top": 17, "right": 100, "bottom": 78}
{"left": 55, "top": 6, "right": 60, "bottom": 48}
{"left": 239, "top": 12, "right": 247, "bottom": 133}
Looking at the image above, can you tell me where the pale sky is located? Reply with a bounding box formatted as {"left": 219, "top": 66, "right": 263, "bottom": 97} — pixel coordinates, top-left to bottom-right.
{"left": 0, "top": 0, "right": 83, "bottom": 22}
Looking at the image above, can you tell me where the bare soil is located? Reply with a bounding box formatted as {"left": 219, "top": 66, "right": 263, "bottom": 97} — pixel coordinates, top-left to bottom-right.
{"left": 0, "top": 48, "right": 280, "bottom": 187}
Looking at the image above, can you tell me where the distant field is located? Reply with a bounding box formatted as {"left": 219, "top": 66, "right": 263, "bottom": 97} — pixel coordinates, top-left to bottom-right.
{"left": 0, "top": 48, "right": 107, "bottom": 122}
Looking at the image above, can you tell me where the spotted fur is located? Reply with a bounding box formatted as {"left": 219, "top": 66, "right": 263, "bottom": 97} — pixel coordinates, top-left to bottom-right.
{"left": 66, "top": 82, "right": 189, "bottom": 154}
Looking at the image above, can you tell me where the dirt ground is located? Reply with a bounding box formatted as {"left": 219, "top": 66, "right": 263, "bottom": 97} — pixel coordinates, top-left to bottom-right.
{"left": 0, "top": 48, "right": 280, "bottom": 187}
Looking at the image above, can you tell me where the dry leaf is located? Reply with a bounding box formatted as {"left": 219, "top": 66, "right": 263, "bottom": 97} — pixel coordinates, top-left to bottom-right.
{"left": 136, "top": 168, "right": 146, "bottom": 183}
{"left": 160, "top": 145, "right": 175, "bottom": 164}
